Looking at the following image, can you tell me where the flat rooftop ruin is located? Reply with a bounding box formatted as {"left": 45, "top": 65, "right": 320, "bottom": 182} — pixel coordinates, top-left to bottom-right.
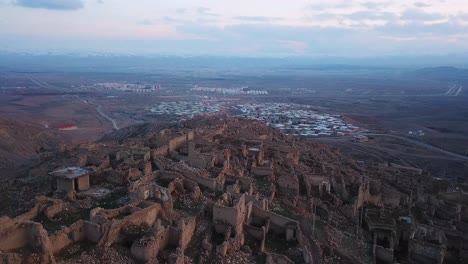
{"left": 49, "top": 166, "right": 92, "bottom": 179}
{"left": 49, "top": 166, "right": 92, "bottom": 192}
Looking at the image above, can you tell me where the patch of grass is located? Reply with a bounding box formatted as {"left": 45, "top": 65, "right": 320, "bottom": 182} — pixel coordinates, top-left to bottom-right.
{"left": 37, "top": 208, "right": 91, "bottom": 234}
{"left": 254, "top": 177, "right": 271, "bottom": 196}
{"left": 56, "top": 242, "right": 95, "bottom": 260}
{"left": 173, "top": 196, "right": 203, "bottom": 215}
{"left": 97, "top": 188, "right": 127, "bottom": 209}
{"left": 265, "top": 233, "right": 304, "bottom": 263}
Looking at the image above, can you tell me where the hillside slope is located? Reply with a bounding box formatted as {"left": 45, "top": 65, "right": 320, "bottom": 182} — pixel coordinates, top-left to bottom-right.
{"left": 0, "top": 118, "right": 60, "bottom": 174}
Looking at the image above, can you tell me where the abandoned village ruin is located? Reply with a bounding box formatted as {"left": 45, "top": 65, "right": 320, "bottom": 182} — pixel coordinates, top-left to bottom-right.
{"left": 0, "top": 117, "right": 467, "bottom": 264}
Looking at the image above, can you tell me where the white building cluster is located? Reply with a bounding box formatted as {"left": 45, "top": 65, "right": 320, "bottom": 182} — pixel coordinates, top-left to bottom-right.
{"left": 191, "top": 86, "right": 268, "bottom": 95}
{"left": 235, "top": 103, "right": 358, "bottom": 137}
{"left": 149, "top": 101, "right": 223, "bottom": 119}
{"left": 94, "top": 83, "right": 160, "bottom": 93}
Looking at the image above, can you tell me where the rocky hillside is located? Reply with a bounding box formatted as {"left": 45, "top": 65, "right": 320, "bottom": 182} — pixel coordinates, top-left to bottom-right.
{"left": 0, "top": 118, "right": 60, "bottom": 174}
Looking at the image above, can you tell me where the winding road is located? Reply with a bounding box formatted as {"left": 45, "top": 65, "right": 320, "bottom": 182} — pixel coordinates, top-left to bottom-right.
{"left": 88, "top": 102, "right": 119, "bottom": 130}
{"left": 361, "top": 133, "right": 468, "bottom": 161}
{"left": 444, "top": 84, "right": 463, "bottom": 96}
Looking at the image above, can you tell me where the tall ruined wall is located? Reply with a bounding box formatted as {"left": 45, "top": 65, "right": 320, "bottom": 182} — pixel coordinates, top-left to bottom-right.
{"left": 0, "top": 221, "right": 54, "bottom": 263}
{"left": 187, "top": 131, "right": 195, "bottom": 141}
{"left": 131, "top": 227, "right": 173, "bottom": 263}
{"left": 184, "top": 172, "right": 225, "bottom": 192}
{"left": 213, "top": 206, "right": 240, "bottom": 227}
{"left": 409, "top": 239, "right": 445, "bottom": 263}
{"left": 251, "top": 166, "right": 274, "bottom": 177}
{"left": 49, "top": 220, "right": 102, "bottom": 254}
{"left": 154, "top": 145, "right": 169, "bottom": 156}
{"left": 355, "top": 183, "right": 383, "bottom": 211}
{"left": 213, "top": 195, "right": 250, "bottom": 235}
{"left": 0, "top": 222, "right": 30, "bottom": 251}
{"left": 98, "top": 204, "right": 162, "bottom": 247}
{"left": 169, "top": 135, "right": 189, "bottom": 153}
{"left": 251, "top": 205, "right": 297, "bottom": 233}
{"left": 439, "top": 190, "right": 468, "bottom": 204}
{"left": 178, "top": 217, "right": 197, "bottom": 251}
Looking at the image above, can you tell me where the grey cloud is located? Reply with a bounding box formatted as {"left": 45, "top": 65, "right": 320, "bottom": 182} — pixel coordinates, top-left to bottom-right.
{"left": 376, "top": 20, "right": 468, "bottom": 36}
{"left": 162, "top": 16, "right": 186, "bottom": 24}
{"left": 312, "top": 1, "right": 354, "bottom": 10}
{"left": 414, "top": 2, "right": 431, "bottom": 7}
{"left": 138, "top": 19, "right": 153, "bottom": 26}
{"left": 344, "top": 11, "right": 397, "bottom": 21}
{"left": 176, "top": 8, "right": 186, "bottom": 14}
{"left": 361, "top": 1, "right": 390, "bottom": 10}
{"left": 197, "top": 7, "right": 219, "bottom": 17}
{"left": 401, "top": 8, "right": 445, "bottom": 21}
{"left": 197, "top": 7, "right": 210, "bottom": 13}
{"left": 305, "top": 11, "right": 397, "bottom": 25}
{"left": 176, "top": 23, "right": 392, "bottom": 56}
{"left": 14, "top": 0, "right": 84, "bottom": 10}
{"left": 233, "top": 16, "right": 283, "bottom": 22}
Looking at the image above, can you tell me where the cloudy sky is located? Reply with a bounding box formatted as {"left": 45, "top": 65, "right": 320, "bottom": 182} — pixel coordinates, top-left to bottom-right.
{"left": 1, "top": 0, "right": 468, "bottom": 56}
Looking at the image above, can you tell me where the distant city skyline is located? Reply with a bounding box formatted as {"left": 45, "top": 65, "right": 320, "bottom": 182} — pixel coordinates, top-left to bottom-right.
{"left": 1, "top": 0, "right": 468, "bottom": 57}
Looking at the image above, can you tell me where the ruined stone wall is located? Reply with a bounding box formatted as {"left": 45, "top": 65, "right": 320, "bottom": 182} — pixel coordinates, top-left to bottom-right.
{"left": 184, "top": 172, "right": 225, "bottom": 192}
{"left": 355, "top": 183, "right": 383, "bottom": 211}
{"left": 409, "top": 238, "right": 445, "bottom": 264}
{"left": 439, "top": 190, "right": 468, "bottom": 204}
{"left": 251, "top": 166, "right": 274, "bottom": 177}
{"left": 188, "top": 155, "right": 210, "bottom": 169}
{"left": 169, "top": 135, "right": 189, "bottom": 153}
{"left": 251, "top": 205, "right": 297, "bottom": 234}
{"left": 160, "top": 129, "right": 171, "bottom": 137}
{"left": 178, "top": 217, "right": 196, "bottom": 250}
{"left": 266, "top": 253, "right": 295, "bottom": 264}
{"left": 154, "top": 145, "right": 169, "bottom": 156}
{"left": 3, "top": 204, "right": 41, "bottom": 224}
{"left": 49, "top": 220, "right": 102, "bottom": 254}
{"left": 0, "top": 222, "right": 30, "bottom": 251}
{"left": 27, "top": 221, "right": 54, "bottom": 260}
{"left": 286, "top": 150, "right": 300, "bottom": 165}
{"left": 0, "top": 220, "right": 54, "bottom": 262}
{"left": 277, "top": 175, "right": 300, "bottom": 196}
{"left": 143, "top": 162, "right": 152, "bottom": 175}
{"left": 296, "top": 226, "right": 315, "bottom": 263}
{"left": 214, "top": 195, "right": 249, "bottom": 231}
{"left": 98, "top": 204, "right": 162, "bottom": 247}
{"left": 187, "top": 130, "right": 195, "bottom": 141}
{"left": 382, "top": 190, "right": 401, "bottom": 208}
{"left": 245, "top": 225, "right": 266, "bottom": 241}
{"left": 232, "top": 193, "right": 268, "bottom": 210}
{"left": 213, "top": 206, "right": 241, "bottom": 227}
{"left": 375, "top": 245, "right": 394, "bottom": 263}
{"left": 389, "top": 163, "right": 423, "bottom": 175}
{"left": 0, "top": 202, "right": 62, "bottom": 252}
{"left": 43, "top": 202, "right": 71, "bottom": 219}
{"left": 131, "top": 227, "right": 173, "bottom": 262}
{"left": 91, "top": 206, "right": 140, "bottom": 224}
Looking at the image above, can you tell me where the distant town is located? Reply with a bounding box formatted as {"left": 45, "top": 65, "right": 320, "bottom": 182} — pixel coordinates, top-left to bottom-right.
{"left": 236, "top": 103, "right": 359, "bottom": 137}
{"left": 92, "top": 83, "right": 161, "bottom": 93}
{"left": 148, "top": 101, "right": 224, "bottom": 119}
{"left": 191, "top": 85, "right": 268, "bottom": 95}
